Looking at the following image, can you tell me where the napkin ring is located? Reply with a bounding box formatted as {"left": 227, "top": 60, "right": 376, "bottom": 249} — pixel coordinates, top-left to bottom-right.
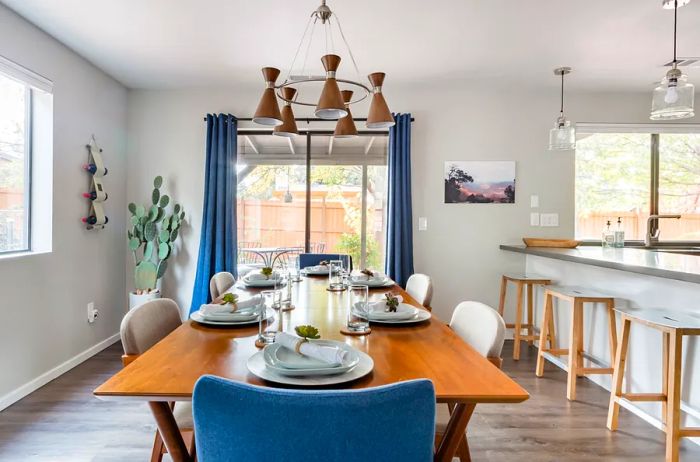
{"left": 294, "top": 338, "right": 308, "bottom": 354}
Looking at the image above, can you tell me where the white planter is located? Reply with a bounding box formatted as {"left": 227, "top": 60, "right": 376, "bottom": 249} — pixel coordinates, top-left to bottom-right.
{"left": 128, "top": 289, "right": 161, "bottom": 310}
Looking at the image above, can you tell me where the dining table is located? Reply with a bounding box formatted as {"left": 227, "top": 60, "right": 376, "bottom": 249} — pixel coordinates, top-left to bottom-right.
{"left": 94, "top": 276, "right": 529, "bottom": 462}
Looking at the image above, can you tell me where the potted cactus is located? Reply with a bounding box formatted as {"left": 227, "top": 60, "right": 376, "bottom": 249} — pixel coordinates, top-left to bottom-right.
{"left": 127, "top": 176, "right": 185, "bottom": 309}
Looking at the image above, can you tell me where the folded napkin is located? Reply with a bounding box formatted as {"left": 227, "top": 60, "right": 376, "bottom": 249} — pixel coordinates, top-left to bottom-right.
{"left": 274, "top": 332, "right": 347, "bottom": 365}
{"left": 245, "top": 272, "right": 280, "bottom": 281}
{"left": 199, "top": 295, "right": 262, "bottom": 320}
{"left": 366, "top": 296, "right": 418, "bottom": 321}
{"left": 307, "top": 265, "right": 329, "bottom": 272}
{"left": 351, "top": 273, "right": 387, "bottom": 284}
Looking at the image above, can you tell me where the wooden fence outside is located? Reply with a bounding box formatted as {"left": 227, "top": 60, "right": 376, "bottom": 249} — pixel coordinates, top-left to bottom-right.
{"left": 577, "top": 211, "right": 700, "bottom": 241}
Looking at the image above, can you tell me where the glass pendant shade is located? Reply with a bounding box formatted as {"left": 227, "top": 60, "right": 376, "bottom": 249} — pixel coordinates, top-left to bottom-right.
{"left": 315, "top": 54, "right": 348, "bottom": 120}
{"left": 548, "top": 117, "right": 576, "bottom": 151}
{"left": 333, "top": 90, "right": 358, "bottom": 138}
{"left": 273, "top": 87, "right": 299, "bottom": 137}
{"left": 366, "top": 72, "right": 395, "bottom": 129}
{"left": 650, "top": 70, "right": 695, "bottom": 120}
{"left": 253, "top": 67, "right": 283, "bottom": 126}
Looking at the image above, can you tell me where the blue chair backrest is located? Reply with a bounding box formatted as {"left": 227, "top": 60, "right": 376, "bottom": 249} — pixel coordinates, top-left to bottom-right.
{"left": 299, "top": 253, "right": 353, "bottom": 271}
{"left": 193, "top": 376, "right": 435, "bottom": 462}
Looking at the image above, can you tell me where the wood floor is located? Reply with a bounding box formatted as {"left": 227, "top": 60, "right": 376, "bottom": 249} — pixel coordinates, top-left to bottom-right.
{"left": 0, "top": 341, "right": 698, "bottom": 461}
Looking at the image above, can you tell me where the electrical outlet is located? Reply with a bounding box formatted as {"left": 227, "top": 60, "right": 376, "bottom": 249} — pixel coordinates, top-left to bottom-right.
{"left": 540, "top": 213, "right": 560, "bottom": 227}
{"left": 530, "top": 212, "right": 540, "bottom": 226}
{"left": 418, "top": 217, "right": 428, "bottom": 231}
{"left": 87, "top": 302, "right": 99, "bottom": 323}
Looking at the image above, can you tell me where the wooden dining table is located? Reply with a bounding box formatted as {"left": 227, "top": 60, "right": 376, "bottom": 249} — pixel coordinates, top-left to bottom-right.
{"left": 94, "top": 276, "right": 528, "bottom": 462}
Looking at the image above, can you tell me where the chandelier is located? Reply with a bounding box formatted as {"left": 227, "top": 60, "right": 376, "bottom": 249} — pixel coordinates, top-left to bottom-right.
{"left": 252, "top": 0, "right": 395, "bottom": 136}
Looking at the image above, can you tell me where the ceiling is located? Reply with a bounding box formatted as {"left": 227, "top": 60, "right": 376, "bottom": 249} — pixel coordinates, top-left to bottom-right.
{"left": 2, "top": 0, "right": 700, "bottom": 92}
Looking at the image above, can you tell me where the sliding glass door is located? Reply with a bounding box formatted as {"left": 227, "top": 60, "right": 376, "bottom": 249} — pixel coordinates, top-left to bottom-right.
{"left": 236, "top": 131, "right": 388, "bottom": 270}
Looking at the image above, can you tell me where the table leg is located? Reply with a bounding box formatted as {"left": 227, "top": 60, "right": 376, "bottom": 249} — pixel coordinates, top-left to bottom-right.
{"left": 148, "top": 402, "right": 192, "bottom": 462}
{"left": 434, "top": 403, "right": 476, "bottom": 462}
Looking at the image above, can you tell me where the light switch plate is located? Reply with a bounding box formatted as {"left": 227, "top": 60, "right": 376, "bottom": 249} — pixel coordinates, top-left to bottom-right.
{"left": 418, "top": 217, "right": 428, "bottom": 231}
{"left": 540, "top": 213, "right": 559, "bottom": 227}
{"left": 530, "top": 212, "right": 540, "bottom": 226}
{"left": 530, "top": 195, "right": 539, "bottom": 208}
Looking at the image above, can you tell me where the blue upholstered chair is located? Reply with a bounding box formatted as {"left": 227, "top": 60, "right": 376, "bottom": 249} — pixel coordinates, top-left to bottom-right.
{"left": 192, "top": 376, "right": 435, "bottom": 462}
{"left": 298, "top": 253, "right": 353, "bottom": 271}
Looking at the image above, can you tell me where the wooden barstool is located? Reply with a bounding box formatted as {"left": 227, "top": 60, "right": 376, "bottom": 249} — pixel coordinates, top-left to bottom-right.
{"left": 535, "top": 285, "right": 618, "bottom": 401}
{"left": 498, "top": 274, "right": 551, "bottom": 360}
{"left": 607, "top": 307, "right": 700, "bottom": 462}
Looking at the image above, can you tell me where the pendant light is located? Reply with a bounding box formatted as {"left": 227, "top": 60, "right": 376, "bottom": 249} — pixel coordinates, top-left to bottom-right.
{"left": 274, "top": 87, "right": 299, "bottom": 137}
{"left": 548, "top": 67, "right": 576, "bottom": 151}
{"left": 651, "top": 0, "right": 695, "bottom": 120}
{"left": 315, "top": 54, "right": 348, "bottom": 119}
{"left": 284, "top": 167, "right": 293, "bottom": 203}
{"left": 253, "top": 67, "right": 283, "bottom": 126}
{"left": 367, "top": 72, "right": 395, "bottom": 129}
{"left": 333, "top": 90, "right": 358, "bottom": 138}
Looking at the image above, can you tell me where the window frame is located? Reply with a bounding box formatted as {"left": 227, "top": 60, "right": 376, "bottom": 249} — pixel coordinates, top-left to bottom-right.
{"left": 237, "top": 129, "right": 389, "bottom": 268}
{"left": 576, "top": 123, "right": 700, "bottom": 245}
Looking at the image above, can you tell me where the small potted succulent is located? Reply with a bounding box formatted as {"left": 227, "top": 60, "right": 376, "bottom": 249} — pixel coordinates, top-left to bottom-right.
{"left": 219, "top": 293, "right": 238, "bottom": 312}
{"left": 261, "top": 267, "right": 274, "bottom": 279}
{"left": 384, "top": 294, "right": 400, "bottom": 313}
{"left": 127, "top": 176, "right": 185, "bottom": 309}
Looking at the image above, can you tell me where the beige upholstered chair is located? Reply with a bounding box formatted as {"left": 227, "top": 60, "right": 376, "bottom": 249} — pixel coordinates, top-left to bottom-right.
{"left": 209, "top": 271, "right": 236, "bottom": 300}
{"left": 120, "top": 299, "right": 194, "bottom": 462}
{"left": 435, "top": 301, "right": 507, "bottom": 461}
{"left": 405, "top": 273, "right": 433, "bottom": 308}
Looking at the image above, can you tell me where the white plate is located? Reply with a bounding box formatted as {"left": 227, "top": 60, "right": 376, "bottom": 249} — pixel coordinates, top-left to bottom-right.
{"left": 367, "top": 303, "right": 419, "bottom": 321}
{"left": 262, "top": 341, "right": 360, "bottom": 376}
{"left": 190, "top": 308, "right": 273, "bottom": 327}
{"left": 247, "top": 345, "right": 374, "bottom": 386}
{"left": 368, "top": 308, "right": 432, "bottom": 325}
{"left": 302, "top": 266, "right": 332, "bottom": 275}
{"left": 242, "top": 278, "right": 285, "bottom": 288}
{"left": 350, "top": 277, "right": 394, "bottom": 288}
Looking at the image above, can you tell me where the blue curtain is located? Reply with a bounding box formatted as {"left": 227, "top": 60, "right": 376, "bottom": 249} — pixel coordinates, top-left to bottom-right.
{"left": 385, "top": 113, "right": 414, "bottom": 287}
{"left": 190, "top": 114, "right": 237, "bottom": 313}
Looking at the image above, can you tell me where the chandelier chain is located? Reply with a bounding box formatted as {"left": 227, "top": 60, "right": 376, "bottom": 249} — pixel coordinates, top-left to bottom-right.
{"left": 673, "top": 0, "right": 678, "bottom": 65}
{"left": 284, "top": 14, "right": 315, "bottom": 82}
{"left": 334, "top": 14, "right": 362, "bottom": 82}
{"left": 300, "top": 17, "right": 319, "bottom": 79}
{"left": 560, "top": 71, "right": 565, "bottom": 114}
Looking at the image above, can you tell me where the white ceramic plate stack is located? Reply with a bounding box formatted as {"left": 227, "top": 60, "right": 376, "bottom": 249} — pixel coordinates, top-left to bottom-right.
{"left": 302, "top": 265, "right": 332, "bottom": 275}
{"left": 241, "top": 273, "right": 284, "bottom": 288}
{"left": 190, "top": 307, "right": 273, "bottom": 327}
{"left": 361, "top": 302, "right": 432, "bottom": 324}
{"left": 349, "top": 273, "right": 395, "bottom": 288}
{"left": 247, "top": 340, "right": 374, "bottom": 386}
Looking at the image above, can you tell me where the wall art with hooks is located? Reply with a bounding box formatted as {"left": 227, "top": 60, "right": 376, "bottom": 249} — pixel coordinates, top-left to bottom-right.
{"left": 81, "top": 135, "right": 109, "bottom": 229}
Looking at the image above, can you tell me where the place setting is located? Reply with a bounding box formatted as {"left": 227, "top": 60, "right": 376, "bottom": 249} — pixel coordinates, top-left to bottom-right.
{"left": 190, "top": 292, "right": 273, "bottom": 327}
{"left": 348, "top": 286, "right": 431, "bottom": 328}
{"left": 247, "top": 326, "right": 374, "bottom": 386}
{"left": 238, "top": 266, "right": 287, "bottom": 289}
{"left": 348, "top": 269, "right": 395, "bottom": 288}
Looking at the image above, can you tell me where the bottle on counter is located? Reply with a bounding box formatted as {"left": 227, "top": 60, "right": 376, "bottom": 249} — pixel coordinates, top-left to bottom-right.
{"left": 614, "top": 217, "right": 625, "bottom": 248}
{"left": 602, "top": 220, "right": 615, "bottom": 248}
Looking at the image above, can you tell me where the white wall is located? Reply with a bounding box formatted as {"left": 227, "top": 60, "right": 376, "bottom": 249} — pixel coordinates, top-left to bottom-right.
{"left": 0, "top": 5, "right": 127, "bottom": 407}
{"left": 126, "top": 83, "right": 671, "bottom": 320}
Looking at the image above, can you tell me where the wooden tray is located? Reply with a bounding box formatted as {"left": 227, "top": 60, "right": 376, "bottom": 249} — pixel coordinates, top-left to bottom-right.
{"left": 523, "top": 238, "right": 580, "bottom": 248}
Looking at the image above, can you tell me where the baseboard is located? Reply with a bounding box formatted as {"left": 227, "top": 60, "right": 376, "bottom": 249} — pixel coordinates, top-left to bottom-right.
{"left": 0, "top": 333, "right": 120, "bottom": 412}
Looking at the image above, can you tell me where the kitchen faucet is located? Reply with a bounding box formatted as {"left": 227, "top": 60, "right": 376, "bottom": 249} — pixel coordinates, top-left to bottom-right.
{"left": 645, "top": 214, "right": 682, "bottom": 247}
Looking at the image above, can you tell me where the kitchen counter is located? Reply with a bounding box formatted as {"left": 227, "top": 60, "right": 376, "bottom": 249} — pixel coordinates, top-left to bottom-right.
{"left": 500, "top": 244, "right": 700, "bottom": 284}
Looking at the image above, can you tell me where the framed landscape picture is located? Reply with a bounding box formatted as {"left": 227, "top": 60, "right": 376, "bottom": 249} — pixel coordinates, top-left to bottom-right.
{"left": 444, "top": 161, "right": 516, "bottom": 204}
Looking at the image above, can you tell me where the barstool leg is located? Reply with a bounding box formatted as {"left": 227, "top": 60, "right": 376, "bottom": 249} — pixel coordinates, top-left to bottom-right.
{"left": 665, "top": 330, "right": 682, "bottom": 462}
{"left": 662, "top": 331, "right": 670, "bottom": 425}
{"left": 547, "top": 298, "right": 556, "bottom": 350}
{"left": 498, "top": 276, "right": 507, "bottom": 317}
{"left": 576, "top": 304, "right": 585, "bottom": 377}
{"left": 514, "top": 282, "right": 524, "bottom": 360}
{"left": 536, "top": 293, "right": 552, "bottom": 377}
{"left": 607, "top": 300, "right": 618, "bottom": 364}
{"left": 526, "top": 283, "right": 534, "bottom": 346}
{"left": 567, "top": 301, "right": 583, "bottom": 401}
{"left": 607, "top": 316, "right": 631, "bottom": 431}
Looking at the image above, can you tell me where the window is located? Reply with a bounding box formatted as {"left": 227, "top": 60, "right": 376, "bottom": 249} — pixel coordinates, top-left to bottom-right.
{"left": 0, "top": 72, "right": 31, "bottom": 253}
{"left": 575, "top": 125, "right": 700, "bottom": 242}
{"left": 236, "top": 131, "right": 388, "bottom": 270}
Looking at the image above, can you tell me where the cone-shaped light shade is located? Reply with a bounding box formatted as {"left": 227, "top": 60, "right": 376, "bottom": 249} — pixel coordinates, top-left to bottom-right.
{"left": 315, "top": 54, "right": 348, "bottom": 120}
{"left": 253, "top": 67, "right": 283, "bottom": 126}
{"left": 366, "top": 72, "right": 395, "bottom": 128}
{"left": 274, "top": 87, "right": 299, "bottom": 137}
{"left": 334, "top": 90, "right": 358, "bottom": 138}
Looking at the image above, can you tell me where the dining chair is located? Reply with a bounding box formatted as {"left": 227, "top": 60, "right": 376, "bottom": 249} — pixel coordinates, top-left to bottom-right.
{"left": 193, "top": 376, "right": 435, "bottom": 462}
{"left": 405, "top": 273, "right": 434, "bottom": 308}
{"left": 120, "top": 299, "right": 195, "bottom": 462}
{"left": 209, "top": 271, "right": 236, "bottom": 300}
{"left": 435, "top": 301, "right": 507, "bottom": 461}
{"left": 298, "top": 253, "right": 353, "bottom": 271}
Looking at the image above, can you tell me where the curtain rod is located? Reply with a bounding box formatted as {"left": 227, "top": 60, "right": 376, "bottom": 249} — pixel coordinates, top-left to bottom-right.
{"left": 202, "top": 116, "right": 415, "bottom": 122}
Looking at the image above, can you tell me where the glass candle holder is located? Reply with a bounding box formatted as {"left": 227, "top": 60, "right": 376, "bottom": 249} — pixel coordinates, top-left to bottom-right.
{"left": 347, "top": 284, "right": 370, "bottom": 333}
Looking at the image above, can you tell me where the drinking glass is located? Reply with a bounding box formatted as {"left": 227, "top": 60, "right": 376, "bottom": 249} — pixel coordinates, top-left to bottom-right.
{"left": 291, "top": 255, "right": 302, "bottom": 282}
{"left": 328, "top": 260, "right": 345, "bottom": 291}
{"left": 280, "top": 269, "right": 294, "bottom": 310}
{"left": 258, "top": 290, "right": 280, "bottom": 345}
{"left": 347, "top": 284, "right": 370, "bottom": 333}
